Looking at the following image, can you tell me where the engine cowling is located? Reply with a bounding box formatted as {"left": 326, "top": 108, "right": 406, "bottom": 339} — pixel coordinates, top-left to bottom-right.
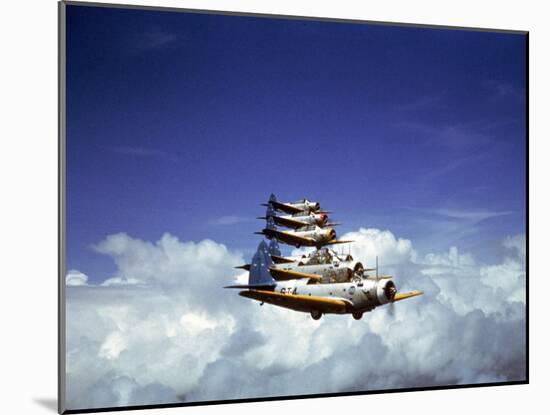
{"left": 325, "top": 228, "right": 336, "bottom": 241}
{"left": 375, "top": 280, "right": 397, "bottom": 304}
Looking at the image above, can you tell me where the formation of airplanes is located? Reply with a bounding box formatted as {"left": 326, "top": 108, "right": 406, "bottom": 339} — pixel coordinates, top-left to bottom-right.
{"left": 226, "top": 194, "right": 423, "bottom": 320}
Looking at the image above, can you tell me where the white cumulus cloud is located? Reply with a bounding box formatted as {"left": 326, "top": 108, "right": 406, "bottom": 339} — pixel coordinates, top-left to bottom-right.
{"left": 64, "top": 230, "right": 526, "bottom": 410}
{"left": 65, "top": 269, "right": 89, "bottom": 286}
{"left": 340, "top": 227, "right": 417, "bottom": 266}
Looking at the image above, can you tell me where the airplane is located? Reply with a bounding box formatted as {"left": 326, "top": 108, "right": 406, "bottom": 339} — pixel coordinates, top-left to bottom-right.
{"left": 255, "top": 217, "right": 352, "bottom": 249}
{"left": 226, "top": 241, "right": 423, "bottom": 320}
{"left": 236, "top": 245, "right": 347, "bottom": 269}
{"left": 236, "top": 245, "right": 374, "bottom": 284}
{"left": 269, "top": 249, "right": 375, "bottom": 284}
{"left": 258, "top": 205, "right": 339, "bottom": 229}
{"left": 268, "top": 244, "right": 354, "bottom": 265}
{"left": 272, "top": 246, "right": 354, "bottom": 266}
{"left": 261, "top": 193, "right": 323, "bottom": 215}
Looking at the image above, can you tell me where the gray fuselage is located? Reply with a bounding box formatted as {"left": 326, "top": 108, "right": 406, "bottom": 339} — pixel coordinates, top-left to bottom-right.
{"left": 272, "top": 277, "right": 393, "bottom": 313}
{"left": 274, "top": 261, "right": 361, "bottom": 283}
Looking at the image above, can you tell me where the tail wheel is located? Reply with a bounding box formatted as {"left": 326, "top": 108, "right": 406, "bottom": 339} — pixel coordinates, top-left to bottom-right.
{"left": 310, "top": 310, "right": 322, "bottom": 320}
{"left": 352, "top": 312, "right": 363, "bottom": 320}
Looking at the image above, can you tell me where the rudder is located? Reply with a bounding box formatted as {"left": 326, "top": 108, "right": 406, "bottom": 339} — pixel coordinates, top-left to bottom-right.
{"left": 268, "top": 239, "right": 281, "bottom": 257}
{"left": 248, "top": 240, "right": 276, "bottom": 286}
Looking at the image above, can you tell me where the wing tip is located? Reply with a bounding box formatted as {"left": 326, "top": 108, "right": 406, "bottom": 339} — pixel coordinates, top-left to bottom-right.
{"left": 393, "top": 290, "right": 424, "bottom": 302}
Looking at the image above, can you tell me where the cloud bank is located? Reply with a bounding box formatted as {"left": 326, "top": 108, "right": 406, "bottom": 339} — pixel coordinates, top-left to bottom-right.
{"left": 65, "top": 229, "right": 526, "bottom": 410}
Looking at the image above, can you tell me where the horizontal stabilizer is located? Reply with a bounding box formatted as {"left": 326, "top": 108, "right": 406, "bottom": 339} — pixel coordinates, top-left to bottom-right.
{"left": 234, "top": 264, "right": 251, "bottom": 271}
{"left": 393, "top": 291, "right": 424, "bottom": 302}
{"left": 269, "top": 267, "right": 321, "bottom": 282}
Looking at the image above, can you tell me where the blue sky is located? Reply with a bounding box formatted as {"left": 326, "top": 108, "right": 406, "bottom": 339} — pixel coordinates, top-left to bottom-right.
{"left": 66, "top": 5, "right": 526, "bottom": 284}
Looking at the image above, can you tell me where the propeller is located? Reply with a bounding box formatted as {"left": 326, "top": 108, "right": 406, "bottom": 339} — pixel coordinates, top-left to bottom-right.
{"left": 376, "top": 256, "right": 397, "bottom": 319}
{"left": 388, "top": 301, "right": 396, "bottom": 318}
{"left": 384, "top": 279, "right": 398, "bottom": 319}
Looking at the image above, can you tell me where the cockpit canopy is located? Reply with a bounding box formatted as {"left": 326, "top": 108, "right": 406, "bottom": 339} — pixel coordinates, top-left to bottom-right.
{"left": 298, "top": 248, "right": 354, "bottom": 266}
{"left": 306, "top": 248, "right": 331, "bottom": 264}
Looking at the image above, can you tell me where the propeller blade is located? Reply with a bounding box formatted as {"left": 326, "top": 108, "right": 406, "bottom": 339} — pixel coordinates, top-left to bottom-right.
{"left": 388, "top": 301, "right": 396, "bottom": 318}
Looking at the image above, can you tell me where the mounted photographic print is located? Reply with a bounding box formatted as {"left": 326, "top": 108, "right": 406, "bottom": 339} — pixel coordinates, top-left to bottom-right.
{"left": 58, "top": 1, "right": 528, "bottom": 413}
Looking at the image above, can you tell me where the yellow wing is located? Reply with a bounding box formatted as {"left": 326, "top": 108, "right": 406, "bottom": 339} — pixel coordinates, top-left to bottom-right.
{"left": 393, "top": 291, "right": 424, "bottom": 302}
{"left": 270, "top": 230, "right": 316, "bottom": 246}
{"left": 239, "top": 290, "right": 351, "bottom": 313}
{"left": 365, "top": 275, "right": 393, "bottom": 280}
{"left": 269, "top": 267, "right": 322, "bottom": 282}
{"left": 273, "top": 216, "right": 310, "bottom": 229}
{"left": 271, "top": 254, "right": 296, "bottom": 264}
{"left": 325, "top": 239, "right": 354, "bottom": 246}
{"left": 271, "top": 201, "right": 304, "bottom": 214}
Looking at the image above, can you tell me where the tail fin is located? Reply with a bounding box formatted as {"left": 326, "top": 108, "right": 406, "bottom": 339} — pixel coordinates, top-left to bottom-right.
{"left": 248, "top": 241, "right": 275, "bottom": 286}
{"left": 265, "top": 204, "right": 276, "bottom": 219}
{"left": 266, "top": 216, "right": 277, "bottom": 230}
{"left": 268, "top": 239, "right": 281, "bottom": 257}
{"left": 225, "top": 241, "right": 276, "bottom": 289}
{"left": 261, "top": 194, "right": 278, "bottom": 208}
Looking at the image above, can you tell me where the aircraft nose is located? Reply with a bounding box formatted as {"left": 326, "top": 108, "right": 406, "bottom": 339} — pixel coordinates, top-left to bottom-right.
{"left": 384, "top": 280, "right": 397, "bottom": 301}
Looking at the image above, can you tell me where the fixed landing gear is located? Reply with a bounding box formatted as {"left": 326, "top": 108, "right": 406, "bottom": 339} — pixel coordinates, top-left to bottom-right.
{"left": 310, "top": 310, "right": 322, "bottom": 320}
{"left": 352, "top": 312, "right": 363, "bottom": 320}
